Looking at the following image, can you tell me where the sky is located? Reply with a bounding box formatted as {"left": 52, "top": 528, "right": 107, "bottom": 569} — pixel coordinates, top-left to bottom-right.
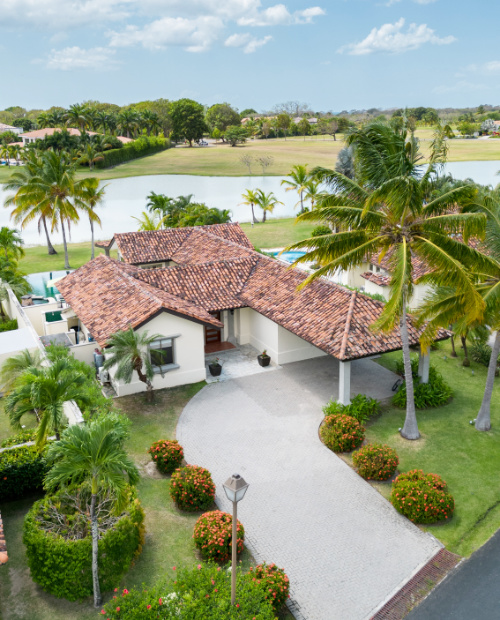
{"left": 0, "top": 0, "right": 498, "bottom": 113}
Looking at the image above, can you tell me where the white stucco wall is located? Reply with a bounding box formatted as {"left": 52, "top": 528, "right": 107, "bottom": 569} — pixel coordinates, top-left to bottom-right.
{"left": 24, "top": 301, "right": 61, "bottom": 336}
{"left": 44, "top": 319, "right": 69, "bottom": 336}
{"left": 71, "top": 341, "right": 97, "bottom": 365}
{"left": 107, "top": 311, "right": 206, "bottom": 397}
{"left": 276, "top": 325, "right": 327, "bottom": 364}
{"left": 364, "top": 279, "right": 388, "bottom": 300}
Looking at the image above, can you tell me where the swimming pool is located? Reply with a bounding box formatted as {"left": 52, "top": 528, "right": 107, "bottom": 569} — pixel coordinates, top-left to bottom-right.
{"left": 26, "top": 270, "right": 73, "bottom": 297}
{"left": 268, "top": 250, "right": 307, "bottom": 263}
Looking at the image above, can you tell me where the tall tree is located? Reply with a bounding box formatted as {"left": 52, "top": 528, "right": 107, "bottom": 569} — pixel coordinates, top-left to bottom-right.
{"left": 79, "top": 179, "right": 106, "bottom": 260}
{"left": 117, "top": 109, "right": 139, "bottom": 139}
{"left": 0, "top": 349, "right": 43, "bottom": 395}
{"left": 0, "top": 227, "right": 24, "bottom": 262}
{"left": 103, "top": 328, "right": 162, "bottom": 402}
{"left": 286, "top": 122, "right": 488, "bottom": 440}
{"left": 254, "top": 189, "right": 283, "bottom": 223}
{"left": 240, "top": 189, "right": 260, "bottom": 224}
{"left": 44, "top": 415, "right": 139, "bottom": 608}
{"left": 206, "top": 103, "right": 240, "bottom": 136}
{"left": 170, "top": 99, "right": 207, "bottom": 146}
{"left": 281, "top": 164, "right": 311, "bottom": 213}
{"left": 63, "top": 104, "right": 89, "bottom": 132}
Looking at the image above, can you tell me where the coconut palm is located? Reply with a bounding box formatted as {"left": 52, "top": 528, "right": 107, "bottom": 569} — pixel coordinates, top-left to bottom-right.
{"left": 103, "top": 328, "right": 162, "bottom": 402}
{"left": 36, "top": 112, "right": 51, "bottom": 129}
{"left": 304, "top": 180, "right": 324, "bottom": 210}
{"left": 240, "top": 189, "right": 260, "bottom": 224}
{"left": 131, "top": 211, "right": 165, "bottom": 231}
{"left": 254, "top": 189, "right": 283, "bottom": 223}
{"left": 286, "top": 122, "right": 488, "bottom": 440}
{"left": 0, "top": 262, "right": 32, "bottom": 319}
{"left": 0, "top": 349, "right": 43, "bottom": 395}
{"left": 0, "top": 145, "right": 11, "bottom": 167}
{"left": 79, "top": 179, "right": 106, "bottom": 259}
{"left": 281, "top": 164, "right": 311, "bottom": 213}
{"left": 5, "top": 358, "right": 91, "bottom": 447}
{"left": 63, "top": 103, "right": 89, "bottom": 132}
{"left": 117, "top": 110, "right": 139, "bottom": 139}
{"left": 80, "top": 142, "right": 104, "bottom": 170}
{"left": 0, "top": 226, "right": 24, "bottom": 262}
{"left": 141, "top": 110, "right": 161, "bottom": 136}
{"left": 44, "top": 415, "right": 139, "bottom": 607}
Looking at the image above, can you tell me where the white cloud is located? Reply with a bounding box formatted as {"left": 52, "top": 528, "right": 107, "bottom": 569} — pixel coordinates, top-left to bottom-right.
{"left": 413, "top": 0, "right": 437, "bottom": 4}
{"left": 484, "top": 60, "right": 500, "bottom": 73}
{"left": 44, "top": 46, "right": 119, "bottom": 70}
{"left": 237, "top": 3, "right": 325, "bottom": 26}
{"left": 225, "top": 32, "right": 272, "bottom": 53}
{"left": 108, "top": 16, "right": 223, "bottom": 52}
{"left": 338, "top": 18, "right": 455, "bottom": 55}
{"left": 432, "top": 80, "right": 490, "bottom": 94}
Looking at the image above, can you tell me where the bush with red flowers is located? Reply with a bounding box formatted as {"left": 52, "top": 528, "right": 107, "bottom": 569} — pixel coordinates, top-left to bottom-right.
{"left": 148, "top": 439, "right": 184, "bottom": 475}
{"left": 391, "top": 469, "right": 455, "bottom": 524}
{"left": 193, "top": 510, "right": 244, "bottom": 562}
{"left": 352, "top": 443, "right": 399, "bottom": 481}
{"left": 170, "top": 465, "right": 215, "bottom": 511}
{"left": 320, "top": 414, "right": 365, "bottom": 453}
{"left": 249, "top": 563, "right": 290, "bottom": 612}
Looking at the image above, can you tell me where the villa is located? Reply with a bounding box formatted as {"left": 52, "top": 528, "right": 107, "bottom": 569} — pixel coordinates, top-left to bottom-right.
{"left": 48, "top": 224, "right": 446, "bottom": 401}
{"left": 18, "top": 128, "right": 134, "bottom": 146}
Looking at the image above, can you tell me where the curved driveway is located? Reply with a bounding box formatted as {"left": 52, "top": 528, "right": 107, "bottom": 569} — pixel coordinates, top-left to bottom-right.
{"left": 178, "top": 358, "right": 442, "bottom": 620}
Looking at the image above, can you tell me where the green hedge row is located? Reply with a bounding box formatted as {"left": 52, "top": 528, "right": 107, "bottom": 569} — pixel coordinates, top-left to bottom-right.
{"left": 95, "top": 136, "right": 170, "bottom": 168}
{"left": 0, "top": 444, "right": 48, "bottom": 501}
{"left": 23, "top": 494, "right": 145, "bottom": 600}
{"left": 0, "top": 318, "right": 18, "bottom": 333}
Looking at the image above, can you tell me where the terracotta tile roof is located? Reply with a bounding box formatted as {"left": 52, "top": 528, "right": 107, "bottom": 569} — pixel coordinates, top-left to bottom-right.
{"left": 113, "top": 223, "right": 253, "bottom": 265}
{"left": 95, "top": 239, "right": 113, "bottom": 249}
{"left": 136, "top": 258, "right": 256, "bottom": 312}
{"left": 56, "top": 255, "right": 222, "bottom": 347}
{"left": 361, "top": 271, "right": 390, "bottom": 287}
{"left": 171, "top": 228, "right": 255, "bottom": 265}
{"left": 370, "top": 250, "right": 429, "bottom": 280}
{"left": 20, "top": 128, "right": 99, "bottom": 139}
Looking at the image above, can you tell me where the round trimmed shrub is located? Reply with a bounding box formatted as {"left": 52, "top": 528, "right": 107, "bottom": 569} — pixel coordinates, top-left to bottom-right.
{"left": 0, "top": 444, "right": 49, "bottom": 501}
{"left": 170, "top": 465, "right": 216, "bottom": 511}
{"left": 391, "top": 469, "right": 455, "bottom": 524}
{"left": 23, "top": 490, "right": 145, "bottom": 600}
{"left": 320, "top": 414, "right": 365, "bottom": 453}
{"left": 311, "top": 225, "right": 331, "bottom": 237}
{"left": 148, "top": 439, "right": 184, "bottom": 474}
{"left": 249, "top": 563, "right": 290, "bottom": 612}
{"left": 193, "top": 510, "right": 244, "bottom": 562}
{"left": 393, "top": 357, "right": 452, "bottom": 409}
{"left": 353, "top": 443, "right": 399, "bottom": 481}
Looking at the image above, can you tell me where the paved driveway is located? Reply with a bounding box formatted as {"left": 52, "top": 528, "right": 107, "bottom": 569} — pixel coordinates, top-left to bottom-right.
{"left": 177, "top": 357, "right": 442, "bottom": 620}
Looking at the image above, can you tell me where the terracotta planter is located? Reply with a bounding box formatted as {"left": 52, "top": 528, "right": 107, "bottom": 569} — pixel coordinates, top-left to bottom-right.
{"left": 208, "top": 363, "right": 222, "bottom": 377}
{"left": 257, "top": 355, "right": 271, "bottom": 367}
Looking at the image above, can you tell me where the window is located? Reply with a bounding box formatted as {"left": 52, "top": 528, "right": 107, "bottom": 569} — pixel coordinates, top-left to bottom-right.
{"left": 150, "top": 337, "right": 178, "bottom": 373}
{"left": 141, "top": 263, "right": 163, "bottom": 270}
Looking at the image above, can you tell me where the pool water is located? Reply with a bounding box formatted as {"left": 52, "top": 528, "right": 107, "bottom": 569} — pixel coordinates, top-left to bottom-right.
{"left": 269, "top": 250, "right": 307, "bottom": 263}
{"left": 26, "top": 270, "right": 73, "bottom": 297}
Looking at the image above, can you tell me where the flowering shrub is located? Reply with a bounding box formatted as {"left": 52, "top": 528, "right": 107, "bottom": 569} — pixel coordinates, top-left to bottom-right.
{"left": 248, "top": 563, "right": 290, "bottom": 612}
{"left": 193, "top": 510, "right": 244, "bottom": 562}
{"left": 352, "top": 443, "right": 399, "bottom": 481}
{"left": 148, "top": 439, "right": 184, "bottom": 475}
{"left": 320, "top": 414, "right": 365, "bottom": 453}
{"left": 391, "top": 469, "right": 455, "bottom": 524}
{"left": 101, "top": 563, "right": 276, "bottom": 619}
{"left": 170, "top": 465, "right": 216, "bottom": 511}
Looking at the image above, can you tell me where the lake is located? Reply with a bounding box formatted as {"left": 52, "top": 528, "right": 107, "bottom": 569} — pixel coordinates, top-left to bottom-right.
{"left": 1, "top": 160, "right": 499, "bottom": 246}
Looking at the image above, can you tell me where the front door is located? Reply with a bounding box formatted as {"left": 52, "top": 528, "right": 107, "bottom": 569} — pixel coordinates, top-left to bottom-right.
{"left": 205, "top": 311, "right": 222, "bottom": 346}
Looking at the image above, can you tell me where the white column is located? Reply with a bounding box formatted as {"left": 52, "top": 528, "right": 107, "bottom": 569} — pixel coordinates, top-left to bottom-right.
{"left": 338, "top": 360, "right": 351, "bottom": 406}
{"left": 418, "top": 349, "right": 430, "bottom": 384}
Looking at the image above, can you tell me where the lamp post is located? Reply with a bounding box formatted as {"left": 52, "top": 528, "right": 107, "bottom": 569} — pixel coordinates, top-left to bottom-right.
{"left": 222, "top": 473, "right": 249, "bottom": 605}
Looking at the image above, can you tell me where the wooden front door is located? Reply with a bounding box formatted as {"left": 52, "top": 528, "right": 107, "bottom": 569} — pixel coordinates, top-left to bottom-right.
{"left": 205, "top": 312, "right": 222, "bottom": 345}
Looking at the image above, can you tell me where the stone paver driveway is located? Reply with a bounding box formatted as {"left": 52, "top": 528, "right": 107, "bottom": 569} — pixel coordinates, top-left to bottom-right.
{"left": 178, "top": 357, "right": 442, "bottom": 620}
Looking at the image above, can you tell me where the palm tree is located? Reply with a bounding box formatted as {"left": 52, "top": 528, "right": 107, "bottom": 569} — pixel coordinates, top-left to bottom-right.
{"left": 285, "top": 122, "right": 488, "bottom": 440}
{"left": 0, "top": 227, "right": 24, "bottom": 262}
{"left": 103, "top": 328, "right": 162, "bottom": 402}
{"left": 4, "top": 150, "right": 58, "bottom": 255}
{"left": 281, "top": 164, "right": 311, "bottom": 213}
{"left": 0, "top": 263, "right": 32, "bottom": 319}
{"left": 254, "top": 189, "right": 283, "bottom": 223}
{"left": 79, "top": 179, "right": 106, "bottom": 259}
{"left": 1, "top": 145, "right": 11, "bottom": 167}
{"left": 240, "top": 189, "right": 260, "bottom": 224}
{"left": 304, "top": 180, "right": 323, "bottom": 210}
{"left": 0, "top": 349, "right": 43, "bottom": 395}
{"left": 141, "top": 110, "right": 160, "bottom": 136}
{"left": 63, "top": 104, "right": 89, "bottom": 132}
{"left": 36, "top": 112, "right": 51, "bottom": 129}
{"left": 44, "top": 415, "right": 139, "bottom": 608}
{"left": 80, "top": 143, "right": 104, "bottom": 170}
{"left": 131, "top": 211, "right": 165, "bottom": 231}
{"left": 5, "top": 358, "right": 91, "bottom": 447}
{"left": 117, "top": 110, "right": 139, "bottom": 139}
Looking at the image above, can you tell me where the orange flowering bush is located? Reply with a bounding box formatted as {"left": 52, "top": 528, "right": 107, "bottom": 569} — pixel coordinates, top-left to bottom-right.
{"left": 148, "top": 440, "right": 184, "bottom": 475}
{"left": 353, "top": 443, "right": 399, "bottom": 481}
{"left": 320, "top": 414, "right": 365, "bottom": 453}
{"left": 249, "top": 563, "right": 290, "bottom": 612}
{"left": 170, "top": 465, "right": 215, "bottom": 511}
{"left": 193, "top": 510, "right": 244, "bottom": 562}
{"left": 391, "top": 469, "right": 455, "bottom": 524}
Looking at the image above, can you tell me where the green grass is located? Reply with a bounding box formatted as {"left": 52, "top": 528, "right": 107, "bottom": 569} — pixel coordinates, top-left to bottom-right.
{"left": 0, "top": 383, "right": 266, "bottom": 620}
{"left": 356, "top": 341, "right": 500, "bottom": 557}
{"left": 1, "top": 129, "right": 498, "bottom": 184}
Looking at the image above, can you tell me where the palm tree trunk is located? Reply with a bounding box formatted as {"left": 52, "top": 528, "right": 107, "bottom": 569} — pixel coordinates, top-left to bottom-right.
{"left": 60, "top": 218, "right": 71, "bottom": 270}
{"left": 251, "top": 204, "right": 258, "bottom": 224}
{"left": 400, "top": 300, "right": 420, "bottom": 440}
{"left": 90, "top": 217, "right": 95, "bottom": 260}
{"left": 42, "top": 216, "right": 57, "bottom": 255}
{"left": 90, "top": 493, "right": 102, "bottom": 607}
{"left": 262, "top": 210, "right": 267, "bottom": 223}
{"left": 461, "top": 335, "right": 470, "bottom": 365}
{"left": 135, "top": 362, "right": 154, "bottom": 402}
{"left": 450, "top": 329, "right": 457, "bottom": 357}
{"left": 475, "top": 331, "right": 500, "bottom": 431}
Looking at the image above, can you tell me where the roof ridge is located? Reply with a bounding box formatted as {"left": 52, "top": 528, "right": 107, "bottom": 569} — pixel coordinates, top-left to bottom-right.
{"left": 339, "top": 290, "right": 357, "bottom": 360}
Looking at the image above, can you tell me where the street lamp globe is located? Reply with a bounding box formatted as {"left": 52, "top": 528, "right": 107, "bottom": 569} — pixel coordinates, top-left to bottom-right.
{"left": 223, "top": 473, "right": 249, "bottom": 503}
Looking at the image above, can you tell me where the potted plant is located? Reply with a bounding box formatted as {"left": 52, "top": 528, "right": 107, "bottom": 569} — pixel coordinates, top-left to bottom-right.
{"left": 257, "top": 350, "right": 271, "bottom": 367}
{"left": 208, "top": 357, "right": 222, "bottom": 377}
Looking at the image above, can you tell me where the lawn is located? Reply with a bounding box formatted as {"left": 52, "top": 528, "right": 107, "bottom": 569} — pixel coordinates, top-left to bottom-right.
{"left": 18, "top": 218, "right": 312, "bottom": 275}
{"left": 352, "top": 340, "right": 500, "bottom": 558}
{"left": 0, "top": 384, "right": 264, "bottom": 620}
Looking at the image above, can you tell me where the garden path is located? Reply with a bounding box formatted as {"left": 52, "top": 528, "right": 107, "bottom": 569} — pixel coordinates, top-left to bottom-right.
{"left": 178, "top": 357, "right": 443, "bottom": 620}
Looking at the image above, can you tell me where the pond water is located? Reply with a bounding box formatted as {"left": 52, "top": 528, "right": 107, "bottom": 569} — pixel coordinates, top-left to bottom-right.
{"left": 1, "top": 160, "right": 498, "bottom": 247}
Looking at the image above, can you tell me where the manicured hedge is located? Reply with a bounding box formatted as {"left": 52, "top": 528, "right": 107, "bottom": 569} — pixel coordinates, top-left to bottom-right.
{"left": 23, "top": 494, "right": 145, "bottom": 600}
{"left": 391, "top": 469, "right": 455, "bottom": 524}
{"left": 0, "top": 428, "right": 37, "bottom": 448}
{"left": 170, "top": 465, "right": 216, "bottom": 511}
{"left": 0, "top": 318, "right": 18, "bottom": 333}
{"left": 101, "top": 563, "right": 277, "bottom": 619}
{"left": 148, "top": 439, "right": 184, "bottom": 475}
{"left": 0, "top": 444, "right": 48, "bottom": 501}
{"left": 320, "top": 414, "right": 365, "bottom": 453}
{"left": 323, "top": 394, "right": 381, "bottom": 424}
{"left": 193, "top": 510, "right": 244, "bottom": 562}
{"left": 248, "top": 563, "right": 290, "bottom": 612}
{"left": 95, "top": 136, "right": 169, "bottom": 168}
{"left": 352, "top": 443, "right": 399, "bottom": 481}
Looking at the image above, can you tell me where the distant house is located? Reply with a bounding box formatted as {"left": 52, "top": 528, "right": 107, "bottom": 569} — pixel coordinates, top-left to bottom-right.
{"left": 19, "top": 128, "right": 134, "bottom": 146}
{"left": 0, "top": 123, "right": 23, "bottom": 136}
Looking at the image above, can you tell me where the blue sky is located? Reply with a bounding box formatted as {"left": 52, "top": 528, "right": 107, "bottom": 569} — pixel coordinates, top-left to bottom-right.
{"left": 1, "top": 0, "right": 498, "bottom": 112}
